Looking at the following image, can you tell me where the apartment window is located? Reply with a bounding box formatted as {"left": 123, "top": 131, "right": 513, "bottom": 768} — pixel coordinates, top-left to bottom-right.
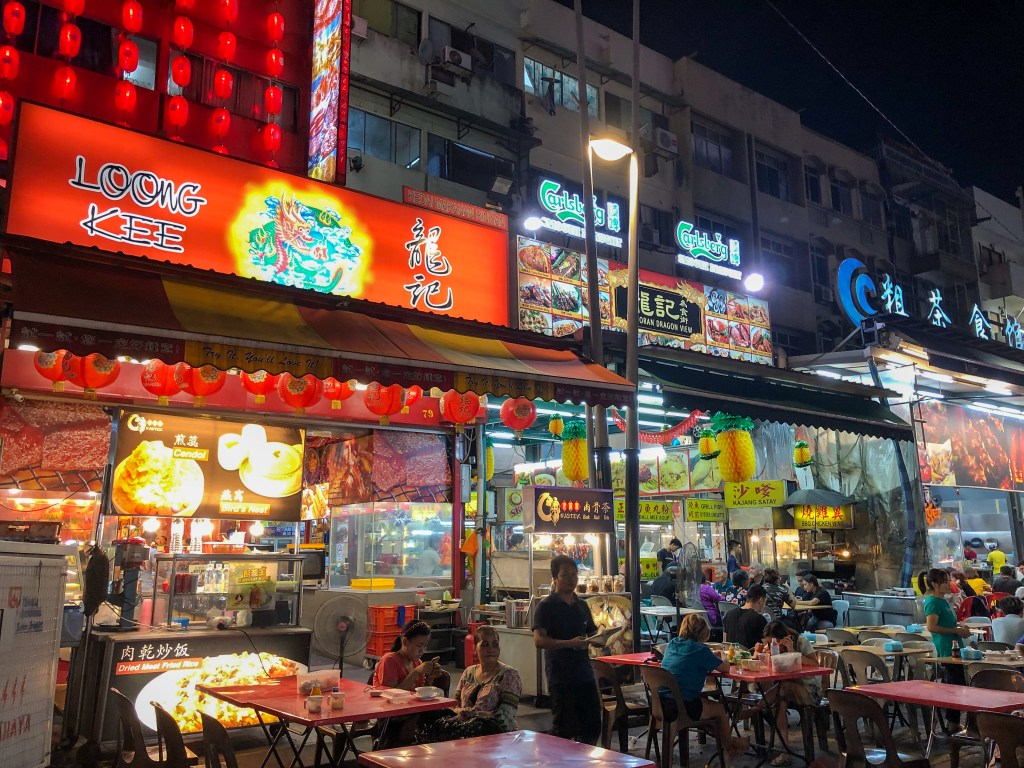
{"left": 524, "top": 57, "right": 598, "bottom": 118}
{"left": 773, "top": 327, "right": 805, "bottom": 358}
{"left": 348, "top": 108, "right": 421, "bottom": 168}
{"left": 427, "top": 18, "right": 515, "bottom": 86}
{"left": 830, "top": 177, "right": 854, "bottom": 215}
{"left": 804, "top": 166, "right": 822, "bottom": 205}
{"left": 604, "top": 93, "right": 665, "bottom": 139}
{"left": 639, "top": 204, "right": 673, "bottom": 246}
{"left": 862, "top": 192, "right": 883, "bottom": 227}
{"left": 755, "top": 148, "right": 790, "bottom": 201}
{"left": 692, "top": 122, "right": 734, "bottom": 177}
{"left": 426, "top": 134, "right": 515, "bottom": 194}
{"left": 695, "top": 212, "right": 742, "bottom": 246}
{"left": 762, "top": 235, "right": 805, "bottom": 290}
{"left": 170, "top": 54, "right": 300, "bottom": 131}
{"left": 354, "top": 0, "right": 419, "bottom": 47}
{"left": 810, "top": 244, "right": 830, "bottom": 287}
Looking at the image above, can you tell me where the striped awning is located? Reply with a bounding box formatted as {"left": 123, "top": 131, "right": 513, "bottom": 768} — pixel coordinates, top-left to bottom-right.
{"left": 8, "top": 249, "right": 633, "bottom": 407}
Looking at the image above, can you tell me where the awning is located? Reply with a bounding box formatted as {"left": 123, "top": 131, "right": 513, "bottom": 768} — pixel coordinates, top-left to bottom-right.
{"left": 7, "top": 249, "right": 633, "bottom": 407}
{"left": 641, "top": 348, "right": 912, "bottom": 441}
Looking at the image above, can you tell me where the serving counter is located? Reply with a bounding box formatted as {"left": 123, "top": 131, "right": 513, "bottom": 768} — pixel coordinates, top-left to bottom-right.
{"left": 843, "top": 591, "right": 921, "bottom": 627}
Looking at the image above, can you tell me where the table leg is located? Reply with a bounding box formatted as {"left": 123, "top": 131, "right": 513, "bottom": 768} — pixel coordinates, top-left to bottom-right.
{"left": 255, "top": 712, "right": 290, "bottom": 768}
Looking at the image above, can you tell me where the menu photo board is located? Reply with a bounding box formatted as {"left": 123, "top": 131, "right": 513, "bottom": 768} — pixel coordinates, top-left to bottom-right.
{"left": 111, "top": 411, "right": 304, "bottom": 520}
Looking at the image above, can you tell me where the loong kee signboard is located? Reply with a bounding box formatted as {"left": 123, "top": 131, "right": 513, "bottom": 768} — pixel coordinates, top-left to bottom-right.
{"left": 5, "top": 103, "right": 508, "bottom": 326}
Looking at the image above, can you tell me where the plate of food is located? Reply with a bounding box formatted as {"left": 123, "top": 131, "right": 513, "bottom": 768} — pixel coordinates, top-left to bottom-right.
{"left": 517, "top": 242, "right": 550, "bottom": 274}
{"left": 551, "top": 282, "right": 582, "bottom": 314}
{"left": 552, "top": 319, "right": 581, "bottom": 337}
{"left": 239, "top": 442, "right": 303, "bottom": 498}
{"left": 112, "top": 440, "right": 204, "bottom": 517}
{"left": 658, "top": 453, "right": 689, "bottom": 492}
{"left": 550, "top": 248, "right": 581, "bottom": 282}
{"left": 519, "top": 309, "right": 551, "bottom": 334}
{"left": 706, "top": 317, "right": 730, "bottom": 346}
{"left": 519, "top": 279, "right": 552, "bottom": 308}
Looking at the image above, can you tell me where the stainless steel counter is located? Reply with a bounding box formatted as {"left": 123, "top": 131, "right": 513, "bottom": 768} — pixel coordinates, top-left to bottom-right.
{"left": 843, "top": 591, "right": 922, "bottom": 626}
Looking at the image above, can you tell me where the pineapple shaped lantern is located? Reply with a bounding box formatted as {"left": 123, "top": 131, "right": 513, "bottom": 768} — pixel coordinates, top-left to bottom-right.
{"left": 793, "top": 440, "right": 813, "bottom": 468}
{"left": 560, "top": 419, "right": 589, "bottom": 482}
{"left": 710, "top": 412, "right": 756, "bottom": 483}
{"left": 698, "top": 429, "right": 720, "bottom": 460}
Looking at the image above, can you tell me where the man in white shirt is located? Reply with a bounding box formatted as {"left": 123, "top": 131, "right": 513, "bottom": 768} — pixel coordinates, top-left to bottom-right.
{"left": 992, "top": 596, "right": 1024, "bottom": 646}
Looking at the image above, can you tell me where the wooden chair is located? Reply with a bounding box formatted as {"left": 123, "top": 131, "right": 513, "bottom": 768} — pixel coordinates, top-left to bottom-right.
{"left": 151, "top": 702, "right": 197, "bottom": 768}
{"left": 977, "top": 712, "right": 1024, "bottom": 768}
{"left": 825, "top": 628, "right": 858, "bottom": 646}
{"left": 640, "top": 665, "right": 726, "bottom": 768}
{"left": 977, "top": 640, "right": 1014, "bottom": 651}
{"left": 828, "top": 688, "right": 930, "bottom": 768}
{"left": 593, "top": 658, "right": 650, "bottom": 752}
{"left": 200, "top": 713, "right": 238, "bottom": 768}
{"left": 949, "top": 665, "right": 1024, "bottom": 768}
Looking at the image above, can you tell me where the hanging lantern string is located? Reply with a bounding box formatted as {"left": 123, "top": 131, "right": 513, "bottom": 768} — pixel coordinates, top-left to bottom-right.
{"left": 608, "top": 407, "right": 705, "bottom": 445}
{"left": 263, "top": 0, "right": 284, "bottom": 163}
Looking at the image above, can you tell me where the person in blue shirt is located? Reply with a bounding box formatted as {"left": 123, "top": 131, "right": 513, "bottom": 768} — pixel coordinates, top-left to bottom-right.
{"left": 660, "top": 613, "right": 749, "bottom": 759}
{"left": 726, "top": 540, "right": 742, "bottom": 577}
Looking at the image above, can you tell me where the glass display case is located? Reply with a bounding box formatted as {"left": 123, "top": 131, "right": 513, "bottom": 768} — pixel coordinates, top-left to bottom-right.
{"left": 64, "top": 546, "right": 84, "bottom": 603}
{"left": 152, "top": 553, "right": 304, "bottom": 628}
{"left": 329, "top": 501, "right": 453, "bottom": 587}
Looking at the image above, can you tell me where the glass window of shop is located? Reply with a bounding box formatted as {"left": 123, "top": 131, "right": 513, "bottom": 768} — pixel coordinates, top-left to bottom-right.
{"left": 931, "top": 486, "right": 1014, "bottom": 570}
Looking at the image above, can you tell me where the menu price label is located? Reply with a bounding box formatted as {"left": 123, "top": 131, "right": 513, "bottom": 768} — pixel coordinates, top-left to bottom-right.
{"left": 724, "top": 480, "right": 786, "bottom": 508}
{"left": 685, "top": 498, "right": 727, "bottom": 522}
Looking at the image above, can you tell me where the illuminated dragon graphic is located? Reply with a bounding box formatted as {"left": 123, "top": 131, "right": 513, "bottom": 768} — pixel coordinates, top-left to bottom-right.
{"left": 247, "top": 194, "right": 363, "bottom": 294}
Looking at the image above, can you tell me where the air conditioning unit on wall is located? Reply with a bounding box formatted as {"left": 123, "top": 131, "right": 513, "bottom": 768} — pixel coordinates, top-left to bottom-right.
{"left": 640, "top": 225, "right": 661, "bottom": 246}
{"left": 814, "top": 285, "right": 834, "bottom": 305}
{"left": 653, "top": 127, "right": 678, "bottom": 157}
{"left": 351, "top": 15, "right": 368, "bottom": 40}
{"left": 443, "top": 46, "right": 472, "bottom": 73}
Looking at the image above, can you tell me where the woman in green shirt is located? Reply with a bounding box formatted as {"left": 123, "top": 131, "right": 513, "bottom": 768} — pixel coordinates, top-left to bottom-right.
{"left": 919, "top": 568, "right": 971, "bottom": 730}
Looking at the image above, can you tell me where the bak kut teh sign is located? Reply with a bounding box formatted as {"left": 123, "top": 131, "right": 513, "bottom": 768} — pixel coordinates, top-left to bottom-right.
{"left": 4, "top": 103, "right": 508, "bottom": 325}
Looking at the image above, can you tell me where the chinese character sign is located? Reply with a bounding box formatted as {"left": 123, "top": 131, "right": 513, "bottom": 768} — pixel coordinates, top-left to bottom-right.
{"left": 724, "top": 480, "right": 786, "bottom": 508}
{"left": 532, "top": 486, "right": 614, "bottom": 534}
{"left": 793, "top": 504, "right": 853, "bottom": 530}
{"left": 685, "top": 498, "right": 727, "bottom": 522}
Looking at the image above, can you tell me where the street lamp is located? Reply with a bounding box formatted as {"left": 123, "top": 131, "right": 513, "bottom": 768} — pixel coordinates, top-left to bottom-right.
{"left": 589, "top": 131, "right": 643, "bottom": 646}
{"left": 744, "top": 272, "right": 765, "bottom": 292}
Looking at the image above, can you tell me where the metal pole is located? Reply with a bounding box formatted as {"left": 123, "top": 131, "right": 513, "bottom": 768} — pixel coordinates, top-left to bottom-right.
{"left": 573, "top": 0, "right": 611, "bottom": 491}
{"left": 624, "top": 0, "right": 643, "bottom": 650}
{"left": 475, "top": 424, "right": 487, "bottom": 605}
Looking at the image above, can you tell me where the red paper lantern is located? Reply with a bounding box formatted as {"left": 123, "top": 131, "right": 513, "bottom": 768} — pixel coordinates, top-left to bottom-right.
{"left": 401, "top": 385, "right": 423, "bottom": 413}
{"left": 140, "top": 359, "right": 180, "bottom": 405}
{"left": 3, "top": 2, "right": 25, "bottom": 36}
{"left": 0, "top": 45, "right": 19, "bottom": 80}
{"left": 240, "top": 370, "right": 279, "bottom": 404}
{"left": 217, "top": 0, "right": 238, "bottom": 24}
{"left": 323, "top": 377, "right": 357, "bottom": 410}
{"left": 121, "top": 0, "right": 142, "bottom": 34}
{"left": 171, "top": 55, "right": 190, "bottom": 87}
{"left": 118, "top": 38, "right": 139, "bottom": 72}
{"left": 213, "top": 68, "right": 233, "bottom": 99}
{"left": 58, "top": 22, "right": 81, "bottom": 59}
{"left": 172, "top": 16, "right": 193, "bottom": 49}
{"left": 266, "top": 48, "right": 284, "bottom": 78}
{"left": 167, "top": 95, "right": 188, "bottom": 128}
{"left": 174, "top": 0, "right": 194, "bottom": 10}
{"left": 63, "top": 0, "right": 84, "bottom": 15}
{"left": 53, "top": 66, "right": 76, "bottom": 100}
{"left": 173, "top": 362, "right": 226, "bottom": 407}
{"left": 0, "top": 137, "right": 8, "bottom": 163}
{"left": 276, "top": 373, "right": 322, "bottom": 415}
{"left": 266, "top": 11, "right": 285, "bottom": 43}
{"left": 264, "top": 84, "right": 282, "bottom": 115}
{"left": 210, "top": 106, "right": 230, "bottom": 138}
{"left": 262, "top": 122, "right": 281, "bottom": 153}
{"left": 0, "top": 91, "right": 13, "bottom": 126}
{"left": 440, "top": 390, "right": 482, "bottom": 433}
{"left": 33, "top": 350, "right": 72, "bottom": 391}
{"left": 499, "top": 397, "right": 538, "bottom": 439}
{"left": 217, "top": 31, "right": 236, "bottom": 62}
{"left": 114, "top": 80, "right": 136, "bottom": 113}
{"left": 64, "top": 353, "right": 121, "bottom": 398}
{"left": 363, "top": 382, "right": 404, "bottom": 426}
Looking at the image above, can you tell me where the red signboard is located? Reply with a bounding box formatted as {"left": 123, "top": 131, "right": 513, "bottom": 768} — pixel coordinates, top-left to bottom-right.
{"left": 403, "top": 187, "right": 508, "bottom": 231}
{"left": 5, "top": 104, "right": 509, "bottom": 326}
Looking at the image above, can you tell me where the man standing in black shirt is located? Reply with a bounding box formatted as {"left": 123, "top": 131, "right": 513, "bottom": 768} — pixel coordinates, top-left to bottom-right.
{"left": 532, "top": 554, "right": 601, "bottom": 744}
{"left": 656, "top": 538, "right": 682, "bottom": 573}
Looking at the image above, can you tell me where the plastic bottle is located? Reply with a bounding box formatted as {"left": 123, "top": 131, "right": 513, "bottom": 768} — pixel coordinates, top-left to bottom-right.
{"left": 770, "top": 638, "right": 780, "bottom": 656}
{"left": 205, "top": 562, "right": 216, "bottom": 592}
{"left": 952, "top": 640, "right": 960, "bottom": 659}
{"left": 727, "top": 644, "right": 735, "bottom": 663}
{"left": 416, "top": 590, "right": 426, "bottom": 608}
{"left": 214, "top": 563, "right": 226, "bottom": 593}
{"left": 169, "top": 518, "right": 185, "bottom": 554}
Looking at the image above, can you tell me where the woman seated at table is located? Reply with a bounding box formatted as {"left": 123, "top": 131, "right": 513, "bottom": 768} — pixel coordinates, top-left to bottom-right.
{"left": 660, "top": 614, "right": 750, "bottom": 759}
{"left": 762, "top": 569, "right": 796, "bottom": 620}
{"left": 712, "top": 566, "right": 731, "bottom": 595}
{"left": 698, "top": 570, "right": 725, "bottom": 640}
{"left": 920, "top": 568, "right": 971, "bottom": 730}
{"left": 794, "top": 575, "right": 836, "bottom": 631}
{"left": 373, "top": 620, "right": 445, "bottom": 691}
{"left": 754, "top": 621, "right": 820, "bottom": 765}
{"left": 416, "top": 625, "right": 522, "bottom": 743}
{"left": 964, "top": 566, "right": 991, "bottom": 596}
{"left": 725, "top": 569, "right": 749, "bottom": 605}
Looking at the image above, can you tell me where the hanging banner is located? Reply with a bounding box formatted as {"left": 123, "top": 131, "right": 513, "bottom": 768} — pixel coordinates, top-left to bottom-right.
{"left": 111, "top": 410, "right": 304, "bottom": 520}
{"left": 6, "top": 104, "right": 509, "bottom": 326}
{"left": 614, "top": 499, "right": 675, "bottom": 524}
{"left": 724, "top": 480, "right": 786, "bottom": 508}
{"left": 685, "top": 498, "right": 726, "bottom": 522}
{"left": 793, "top": 504, "right": 854, "bottom": 530}
{"left": 531, "top": 486, "right": 614, "bottom": 534}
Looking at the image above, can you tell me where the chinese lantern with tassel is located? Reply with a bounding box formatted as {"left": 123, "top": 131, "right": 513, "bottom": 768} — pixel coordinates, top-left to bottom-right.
{"left": 58, "top": 22, "right": 81, "bottom": 59}
{"left": 266, "top": 48, "right": 284, "bottom": 77}
{"left": 118, "top": 38, "right": 138, "bottom": 72}
{"left": 266, "top": 11, "right": 284, "bottom": 43}
{"left": 172, "top": 16, "right": 193, "bottom": 48}
{"left": 173, "top": 362, "right": 226, "bottom": 407}
{"left": 121, "top": 0, "right": 142, "bottom": 34}
{"left": 33, "top": 350, "right": 71, "bottom": 391}
{"left": 0, "top": 45, "right": 18, "bottom": 80}
{"left": 63, "top": 0, "right": 84, "bottom": 13}
{"left": 698, "top": 429, "right": 719, "bottom": 460}
{"left": 362, "top": 381, "right": 403, "bottom": 425}
{"left": 53, "top": 65, "right": 76, "bottom": 101}
{"left": 217, "top": 31, "right": 236, "bottom": 62}
{"left": 0, "top": 90, "right": 13, "bottom": 126}
{"left": 63, "top": 352, "right": 121, "bottom": 398}
{"left": 560, "top": 419, "right": 589, "bottom": 482}
{"left": 547, "top": 414, "right": 564, "bottom": 439}
{"left": 167, "top": 94, "right": 188, "bottom": 128}
{"left": 711, "top": 412, "right": 756, "bottom": 483}
{"left": 264, "top": 84, "right": 282, "bottom": 115}
{"left": 213, "top": 68, "right": 233, "bottom": 99}
{"left": 140, "top": 359, "right": 180, "bottom": 405}
{"left": 499, "top": 397, "right": 537, "bottom": 440}
{"left": 276, "top": 373, "right": 322, "bottom": 415}
{"left": 322, "top": 377, "right": 356, "bottom": 410}
{"left": 170, "top": 55, "right": 190, "bottom": 87}
{"left": 439, "top": 390, "right": 481, "bottom": 434}
{"left": 401, "top": 384, "right": 422, "bottom": 414}
{"left": 262, "top": 122, "right": 281, "bottom": 153}
{"left": 113, "top": 80, "right": 136, "bottom": 114}
{"left": 3, "top": 2, "right": 25, "bottom": 36}
{"left": 240, "top": 370, "right": 279, "bottom": 404}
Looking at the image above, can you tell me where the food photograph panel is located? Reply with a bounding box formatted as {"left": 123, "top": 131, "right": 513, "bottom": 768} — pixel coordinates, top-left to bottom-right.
{"left": 516, "top": 237, "right": 551, "bottom": 276}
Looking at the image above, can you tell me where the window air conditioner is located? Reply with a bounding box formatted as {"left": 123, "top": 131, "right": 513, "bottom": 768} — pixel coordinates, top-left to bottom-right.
{"left": 443, "top": 46, "right": 472, "bottom": 73}
{"left": 640, "top": 225, "right": 661, "bottom": 246}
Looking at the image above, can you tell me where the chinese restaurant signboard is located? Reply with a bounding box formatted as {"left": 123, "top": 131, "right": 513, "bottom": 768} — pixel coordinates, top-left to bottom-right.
{"left": 6, "top": 104, "right": 508, "bottom": 326}
{"left": 614, "top": 499, "right": 675, "bottom": 523}
{"left": 724, "top": 480, "right": 786, "bottom": 508}
{"left": 685, "top": 498, "right": 727, "bottom": 522}
{"left": 793, "top": 504, "right": 854, "bottom": 530}
{"left": 516, "top": 236, "right": 772, "bottom": 364}
{"left": 532, "top": 486, "right": 614, "bottom": 534}
{"left": 111, "top": 410, "right": 304, "bottom": 520}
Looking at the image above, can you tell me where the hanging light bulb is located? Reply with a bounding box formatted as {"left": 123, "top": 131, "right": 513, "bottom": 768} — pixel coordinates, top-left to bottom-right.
{"left": 249, "top": 520, "right": 265, "bottom": 538}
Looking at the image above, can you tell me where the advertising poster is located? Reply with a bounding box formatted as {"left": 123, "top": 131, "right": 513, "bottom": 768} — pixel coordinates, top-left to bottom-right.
{"left": 515, "top": 236, "right": 771, "bottom": 364}
{"left": 918, "top": 400, "right": 1022, "bottom": 490}
{"left": 111, "top": 410, "right": 304, "bottom": 520}
{"left": 7, "top": 104, "right": 509, "bottom": 326}
{"left": 308, "top": 0, "right": 352, "bottom": 184}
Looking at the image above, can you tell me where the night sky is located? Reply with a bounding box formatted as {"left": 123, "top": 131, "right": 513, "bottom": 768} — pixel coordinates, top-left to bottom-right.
{"left": 564, "top": 0, "right": 1024, "bottom": 204}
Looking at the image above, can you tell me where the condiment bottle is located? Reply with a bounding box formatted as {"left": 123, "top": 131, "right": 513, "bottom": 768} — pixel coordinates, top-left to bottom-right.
{"left": 727, "top": 644, "right": 735, "bottom": 663}
{"left": 310, "top": 682, "right": 322, "bottom": 697}
{"left": 416, "top": 590, "right": 426, "bottom": 608}
{"left": 770, "top": 638, "right": 780, "bottom": 656}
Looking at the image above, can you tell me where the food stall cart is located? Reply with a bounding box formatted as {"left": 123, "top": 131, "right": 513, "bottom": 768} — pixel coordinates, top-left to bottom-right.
{"left": 784, "top": 489, "right": 858, "bottom": 588}
{"left": 725, "top": 480, "right": 800, "bottom": 578}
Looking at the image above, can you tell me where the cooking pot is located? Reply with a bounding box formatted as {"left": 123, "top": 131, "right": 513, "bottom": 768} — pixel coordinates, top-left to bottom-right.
{"left": 505, "top": 599, "right": 532, "bottom": 628}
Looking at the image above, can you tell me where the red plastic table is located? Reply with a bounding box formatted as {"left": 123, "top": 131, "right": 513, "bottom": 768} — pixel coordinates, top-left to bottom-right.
{"left": 600, "top": 652, "right": 660, "bottom": 667}
{"left": 356, "top": 729, "right": 656, "bottom": 768}
{"left": 198, "top": 676, "right": 455, "bottom": 768}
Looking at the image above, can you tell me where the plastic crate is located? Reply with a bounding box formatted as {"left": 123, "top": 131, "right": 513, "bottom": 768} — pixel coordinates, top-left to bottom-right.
{"left": 367, "top": 631, "right": 401, "bottom": 658}
{"left": 368, "top": 604, "right": 417, "bottom": 633}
